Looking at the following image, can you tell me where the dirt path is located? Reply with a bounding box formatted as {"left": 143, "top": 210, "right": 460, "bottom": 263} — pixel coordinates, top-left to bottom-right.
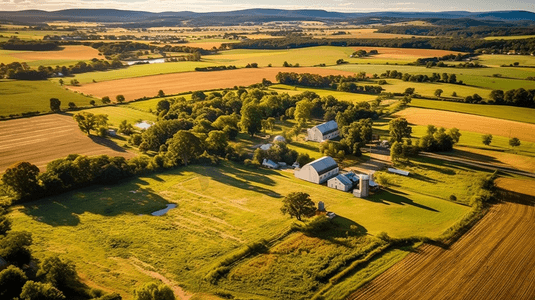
{"left": 0, "top": 114, "right": 134, "bottom": 172}
{"left": 347, "top": 177, "right": 535, "bottom": 300}
{"left": 129, "top": 257, "right": 192, "bottom": 300}
{"left": 69, "top": 67, "right": 355, "bottom": 101}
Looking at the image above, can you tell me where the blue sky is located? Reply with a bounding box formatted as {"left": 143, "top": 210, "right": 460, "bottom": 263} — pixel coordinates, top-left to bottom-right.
{"left": 1, "top": 0, "right": 535, "bottom": 12}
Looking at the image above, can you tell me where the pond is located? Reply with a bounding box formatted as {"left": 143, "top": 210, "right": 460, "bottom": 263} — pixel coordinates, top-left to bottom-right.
{"left": 151, "top": 204, "right": 177, "bottom": 216}
{"left": 125, "top": 58, "right": 166, "bottom": 66}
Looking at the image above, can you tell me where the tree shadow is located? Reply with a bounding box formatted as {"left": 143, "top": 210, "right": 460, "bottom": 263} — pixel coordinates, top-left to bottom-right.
{"left": 447, "top": 148, "right": 502, "bottom": 164}
{"left": 190, "top": 164, "right": 282, "bottom": 198}
{"left": 88, "top": 135, "right": 129, "bottom": 153}
{"left": 22, "top": 181, "right": 173, "bottom": 227}
{"left": 410, "top": 173, "right": 439, "bottom": 184}
{"left": 363, "top": 189, "right": 439, "bottom": 212}
{"left": 303, "top": 215, "right": 368, "bottom": 247}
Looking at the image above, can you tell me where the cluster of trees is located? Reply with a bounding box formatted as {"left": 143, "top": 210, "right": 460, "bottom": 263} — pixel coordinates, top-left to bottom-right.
{"left": 0, "top": 200, "right": 122, "bottom": 300}
{"left": 380, "top": 70, "right": 459, "bottom": 84}
{"left": 418, "top": 125, "right": 461, "bottom": 152}
{"left": 337, "top": 82, "right": 383, "bottom": 95}
{"left": 194, "top": 65, "right": 237, "bottom": 72}
{"left": 0, "top": 59, "right": 123, "bottom": 80}
{"left": 489, "top": 88, "right": 535, "bottom": 107}
{"left": 225, "top": 36, "right": 535, "bottom": 55}
{"left": 0, "top": 39, "right": 58, "bottom": 51}
{"left": 276, "top": 72, "right": 368, "bottom": 89}
{"left": 72, "top": 112, "right": 109, "bottom": 136}
{"left": 351, "top": 49, "right": 378, "bottom": 57}
{"left": 92, "top": 42, "right": 207, "bottom": 61}
{"left": 252, "top": 141, "right": 313, "bottom": 166}
{"left": 376, "top": 25, "right": 535, "bottom": 39}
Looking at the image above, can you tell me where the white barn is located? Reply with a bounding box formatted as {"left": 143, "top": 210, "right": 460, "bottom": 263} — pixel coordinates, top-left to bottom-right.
{"left": 307, "top": 120, "right": 339, "bottom": 142}
{"left": 328, "top": 174, "right": 354, "bottom": 192}
{"left": 294, "top": 156, "right": 339, "bottom": 184}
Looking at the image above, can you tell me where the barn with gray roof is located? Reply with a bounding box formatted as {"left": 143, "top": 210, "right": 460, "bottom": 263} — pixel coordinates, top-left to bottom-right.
{"left": 307, "top": 120, "right": 339, "bottom": 142}
{"left": 294, "top": 156, "right": 339, "bottom": 184}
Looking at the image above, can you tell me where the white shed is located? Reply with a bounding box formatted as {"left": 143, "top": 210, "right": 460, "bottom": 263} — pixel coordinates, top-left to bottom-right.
{"left": 307, "top": 120, "right": 339, "bottom": 142}
{"left": 262, "top": 159, "right": 279, "bottom": 169}
{"left": 328, "top": 174, "right": 354, "bottom": 192}
{"left": 294, "top": 156, "right": 339, "bottom": 184}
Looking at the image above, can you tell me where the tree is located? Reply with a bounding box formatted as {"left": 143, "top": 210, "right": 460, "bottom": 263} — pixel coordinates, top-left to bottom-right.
{"left": 389, "top": 118, "right": 412, "bottom": 143}
{"left": 482, "top": 134, "right": 493, "bottom": 146}
{"left": 89, "top": 100, "right": 96, "bottom": 106}
{"left": 156, "top": 100, "right": 170, "bottom": 113}
{"left": 280, "top": 192, "right": 316, "bottom": 221}
{"left": 19, "top": 281, "right": 66, "bottom": 300}
{"left": 157, "top": 90, "right": 165, "bottom": 97}
{"left": 116, "top": 95, "right": 125, "bottom": 103}
{"left": 267, "top": 117, "right": 276, "bottom": 132}
{"left": 0, "top": 265, "right": 27, "bottom": 299}
{"left": 509, "top": 137, "right": 521, "bottom": 149}
{"left": 205, "top": 130, "right": 228, "bottom": 155}
{"left": 49, "top": 98, "right": 61, "bottom": 112}
{"left": 101, "top": 96, "right": 111, "bottom": 104}
{"left": 118, "top": 120, "right": 134, "bottom": 135}
{"left": 0, "top": 231, "right": 33, "bottom": 267}
{"left": 37, "top": 256, "right": 79, "bottom": 294}
{"left": 167, "top": 131, "right": 202, "bottom": 166}
{"left": 73, "top": 112, "right": 97, "bottom": 135}
{"left": 58, "top": 79, "right": 64, "bottom": 86}
{"left": 434, "top": 89, "right": 443, "bottom": 97}
{"left": 2, "top": 162, "right": 40, "bottom": 198}
{"left": 390, "top": 141, "right": 403, "bottom": 162}
{"left": 68, "top": 102, "right": 76, "bottom": 110}
{"left": 70, "top": 79, "right": 79, "bottom": 86}
{"left": 340, "top": 118, "right": 373, "bottom": 156}
{"left": 447, "top": 127, "right": 462, "bottom": 144}
{"left": 294, "top": 99, "right": 312, "bottom": 122}
{"left": 404, "top": 87, "right": 415, "bottom": 95}
{"left": 239, "top": 103, "right": 262, "bottom": 137}
{"left": 133, "top": 282, "right": 175, "bottom": 300}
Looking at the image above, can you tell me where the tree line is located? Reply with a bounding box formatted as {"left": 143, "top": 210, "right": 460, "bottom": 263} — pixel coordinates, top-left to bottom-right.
{"left": 0, "top": 39, "right": 58, "bottom": 51}
{"left": 0, "top": 59, "right": 124, "bottom": 80}
{"left": 376, "top": 25, "right": 535, "bottom": 39}
{"left": 380, "top": 70, "right": 459, "bottom": 84}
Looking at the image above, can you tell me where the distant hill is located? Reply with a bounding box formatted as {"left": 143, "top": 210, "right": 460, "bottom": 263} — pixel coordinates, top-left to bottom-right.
{"left": 0, "top": 8, "right": 534, "bottom": 25}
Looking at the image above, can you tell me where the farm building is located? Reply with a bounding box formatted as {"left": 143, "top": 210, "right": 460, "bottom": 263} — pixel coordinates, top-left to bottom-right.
{"left": 260, "top": 143, "right": 272, "bottom": 151}
{"left": 273, "top": 135, "right": 286, "bottom": 143}
{"left": 307, "top": 120, "right": 339, "bottom": 142}
{"left": 328, "top": 172, "right": 359, "bottom": 192}
{"left": 294, "top": 156, "right": 339, "bottom": 184}
{"left": 262, "top": 159, "right": 279, "bottom": 169}
{"left": 353, "top": 174, "right": 370, "bottom": 198}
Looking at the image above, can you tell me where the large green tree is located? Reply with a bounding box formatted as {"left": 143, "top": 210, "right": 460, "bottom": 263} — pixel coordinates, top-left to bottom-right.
{"left": 167, "top": 131, "right": 202, "bottom": 166}
{"left": 482, "top": 134, "right": 493, "bottom": 146}
{"left": 73, "top": 112, "right": 97, "bottom": 135}
{"left": 0, "top": 265, "right": 27, "bottom": 299}
{"left": 49, "top": 98, "right": 61, "bottom": 112}
{"left": 340, "top": 118, "right": 373, "bottom": 156}
{"left": 2, "top": 162, "right": 40, "bottom": 198}
{"left": 239, "top": 103, "right": 262, "bottom": 137}
{"left": 281, "top": 192, "right": 316, "bottom": 221}
{"left": 294, "top": 99, "right": 312, "bottom": 122}
{"left": 389, "top": 118, "right": 412, "bottom": 143}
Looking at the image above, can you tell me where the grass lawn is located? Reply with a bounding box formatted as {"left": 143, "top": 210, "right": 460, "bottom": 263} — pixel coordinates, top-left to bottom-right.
{"left": 409, "top": 99, "right": 535, "bottom": 124}
{"left": 0, "top": 79, "right": 98, "bottom": 117}
{"left": 9, "top": 161, "right": 471, "bottom": 299}
{"left": 379, "top": 79, "right": 491, "bottom": 99}
{"left": 269, "top": 84, "right": 377, "bottom": 103}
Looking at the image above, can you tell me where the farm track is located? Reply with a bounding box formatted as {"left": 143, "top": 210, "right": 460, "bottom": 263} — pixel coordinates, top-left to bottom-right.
{"left": 0, "top": 114, "right": 134, "bottom": 172}
{"left": 69, "top": 67, "right": 355, "bottom": 101}
{"left": 348, "top": 177, "right": 535, "bottom": 300}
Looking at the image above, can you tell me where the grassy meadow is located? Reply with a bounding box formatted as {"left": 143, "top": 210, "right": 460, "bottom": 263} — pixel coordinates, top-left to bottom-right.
{"left": 65, "top": 106, "right": 157, "bottom": 127}
{"left": 10, "top": 159, "right": 473, "bottom": 299}
{"left": 0, "top": 79, "right": 98, "bottom": 116}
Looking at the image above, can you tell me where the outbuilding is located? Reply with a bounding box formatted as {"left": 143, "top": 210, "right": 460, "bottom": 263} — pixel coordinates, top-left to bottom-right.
{"left": 328, "top": 173, "right": 355, "bottom": 192}
{"left": 294, "top": 156, "right": 339, "bottom": 184}
{"left": 307, "top": 120, "right": 339, "bottom": 142}
{"left": 262, "top": 159, "right": 279, "bottom": 169}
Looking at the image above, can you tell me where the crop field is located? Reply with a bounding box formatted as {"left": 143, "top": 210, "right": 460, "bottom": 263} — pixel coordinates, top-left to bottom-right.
{"left": 350, "top": 46, "right": 461, "bottom": 60}
{"left": 68, "top": 67, "right": 355, "bottom": 100}
{"left": 0, "top": 79, "right": 98, "bottom": 116}
{"left": 394, "top": 107, "right": 535, "bottom": 143}
{"left": 0, "top": 45, "right": 101, "bottom": 66}
{"left": 477, "top": 54, "right": 535, "bottom": 67}
{"left": 409, "top": 99, "right": 535, "bottom": 124}
{"left": 9, "top": 160, "right": 471, "bottom": 299}
{"left": 0, "top": 114, "right": 134, "bottom": 172}
{"left": 348, "top": 177, "right": 535, "bottom": 300}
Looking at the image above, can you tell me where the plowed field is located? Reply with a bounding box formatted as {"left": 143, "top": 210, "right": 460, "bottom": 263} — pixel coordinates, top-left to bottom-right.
{"left": 395, "top": 107, "right": 535, "bottom": 143}
{"left": 69, "top": 67, "right": 355, "bottom": 101}
{"left": 0, "top": 114, "right": 134, "bottom": 172}
{"left": 348, "top": 177, "right": 535, "bottom": 300}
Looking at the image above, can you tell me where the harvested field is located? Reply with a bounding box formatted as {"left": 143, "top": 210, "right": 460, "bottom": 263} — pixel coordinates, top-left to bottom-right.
{"left": 10, "top": 45, "right": 100, "bottom": 61}
{"left": 394, "top": 107, "right": 535, "bottom": 143}
{"left": 0, "top": 114, "right": 134, "bottom": 172}
{"left": 350, "top": 47, "right": 462, "bottom": 59}
{"left": 318, "top": 29, "right": 419, "bottom": 39}
{"left": 348, "top": 177, "right": 535, "bottom": 300}
{"left": 69, "top": 67, "right": 355, "bottom": 101}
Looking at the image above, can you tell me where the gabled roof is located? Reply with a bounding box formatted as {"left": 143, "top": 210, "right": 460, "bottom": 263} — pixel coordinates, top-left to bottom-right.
{"left": 332, "top": 174, "right": 353, "bottom": 186}
{"left": 262, "top": 159, "right": 279, "bottom": 168}
{"left": 307, "top": 156, "right": 338, "bottom": 176}
{"left": 312, "top": 120, "right": 338, "bottom": 135}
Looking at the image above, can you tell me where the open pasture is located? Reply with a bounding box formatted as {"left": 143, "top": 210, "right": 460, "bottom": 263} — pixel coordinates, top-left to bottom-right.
{"left": 269, "top": 84, "right": 377, "bottom": 103}
{"left": 9, "top": 161, "right": 470, "bottom": 299}
{"left": 394, "top": 107, "right": 535, "bottom": 143}
{"left": 348, "top": 177, "right": 535, "bottom": 300}
{"left": 69, "top": 67, "right": 355, "bottom": 101}
{"left": 477, "top": 54, "right": 535, "bottom": 67}
{"left": 0, "top": 79, "right": 98, "bottom": 116}
{"left": 381, "top": 79, "right": 491, "bottom": 99}
{"left": 349, "top": 46, "right": 462, "bottom": 60}
{"left": 315, "top": 29, "right": 419, "bottom": 39}
{"left": 409, "top": 99, "right": 535, "bottom": 124}
{"left": 0, "top": 114, "right": 134, "bottom": 172}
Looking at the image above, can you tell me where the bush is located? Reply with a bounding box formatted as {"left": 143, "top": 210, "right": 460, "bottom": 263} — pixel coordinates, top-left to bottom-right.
{"left": 449, "top": 194, "right": 457, "bottom": 201}
{"left": 98, "top": 126, "right": 108, "bottom": 137}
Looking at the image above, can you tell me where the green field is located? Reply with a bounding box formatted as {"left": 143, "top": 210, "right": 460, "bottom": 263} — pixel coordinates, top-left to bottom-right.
{"left": 477, "top": 54, "right": 535, "bottom": 67}
{"left": 62, "top": 61, "right": 217, "bottom": 84}
{"left": 409, "top": 99, "right": 535, "bottom": 124}
{"left": 66, "top": 106, "right": 157, "bottom": 127}
{"left": 270, "top": 84, "right": 377, "bottom": 103}
{"left": 10, "top": 160, "right": 472, "bottom": 299}
{"left": 0, "top": 79, "right": 98, "bottom": 116}
{"left": 484, "top": 35, "right": 535, "bottom": 40}
{"left": 380, "top": 79, "right": 491, "bottom": 99}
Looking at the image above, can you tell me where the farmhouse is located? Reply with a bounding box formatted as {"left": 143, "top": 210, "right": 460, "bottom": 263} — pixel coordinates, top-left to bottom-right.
{"left": 294, "top": 156, "right": 339, "bottom": 184}
{"left": 307, "top": 120, "right": 339, "bottom": 142}
{"left": 328, "top": 172, "right": 359, "bottom": 192}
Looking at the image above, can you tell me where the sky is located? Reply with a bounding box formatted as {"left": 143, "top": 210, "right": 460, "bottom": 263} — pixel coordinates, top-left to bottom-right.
{"left": 1, "top": 0, "right": 535, "bottom": 13}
